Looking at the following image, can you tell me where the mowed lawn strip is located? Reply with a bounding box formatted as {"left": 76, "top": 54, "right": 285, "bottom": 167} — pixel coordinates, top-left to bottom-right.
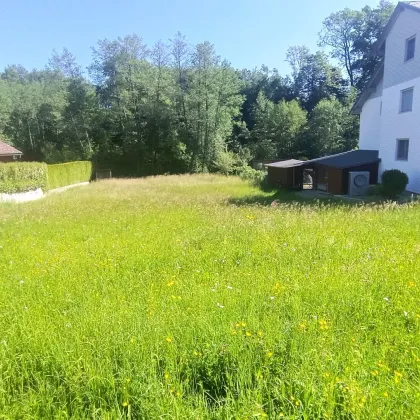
{"left": 0, "top": 175, "right": 419, "bottom": 418}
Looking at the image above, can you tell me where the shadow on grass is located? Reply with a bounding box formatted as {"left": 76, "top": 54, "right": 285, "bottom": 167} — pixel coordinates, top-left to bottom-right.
{"left": 228, "top": 189, "right": 361, "bottom": 208}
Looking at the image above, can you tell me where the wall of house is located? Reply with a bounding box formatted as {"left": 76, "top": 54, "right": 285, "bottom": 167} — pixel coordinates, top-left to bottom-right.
{"left": 0, "top": 156, "right": 15, "bottom": 163}
{"left": 383, "top": 8, "right": 420, "bottom": 89}
{"left": 359, "top": 79, "right": 383, "bottom": 150}
{"left": 377, "top": 7, "right": 420, "bottom": 194}
{"left": 380, "top": 75, "right": 420, "bottom": 193}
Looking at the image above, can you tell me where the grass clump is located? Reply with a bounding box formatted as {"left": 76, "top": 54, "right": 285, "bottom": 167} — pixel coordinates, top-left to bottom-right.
{"left": 0, "top": 174, "right": 419, "bottom": 418}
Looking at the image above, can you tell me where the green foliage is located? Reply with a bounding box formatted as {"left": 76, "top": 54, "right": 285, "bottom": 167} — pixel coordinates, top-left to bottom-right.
{"left": 367, "top": 184, "right": 382, "bottom": 196}
{"left": 47, "top": 161, "right": 92, "bottom": 190}
{"left": 306, "top": 98, "right": 358, "bottom": 158}
{"left": 0, "top": 176, "right": 419, "bottom": 418}
{"left": 0, "top": 162, "right": 47, "bottom": 193}
{"left": 251, "top": 92, "right": 307, "bottom": 160}
{"left": 238, "top": 166, "right": 266, "bottom": 188}
{"left": 381, "top": 169, "right": 409, "bottom": 199}
{"left": 1, "top": 0, "right": 394, "bottom": 173}
{"left": 318, "top": 2, "right": 394, "bottom": 89}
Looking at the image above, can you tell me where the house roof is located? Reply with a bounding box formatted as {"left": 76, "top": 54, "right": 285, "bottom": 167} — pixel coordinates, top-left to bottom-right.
{"left": 372, "top": 2, "right": 420, "bottom": 56}
{"left": 352, "top": 2, "right": 420, "bottom": 115}
{"left": 264, "top": 159, "right": 304, "bottom": 169}
{"left": 303, "top": 150, "right": 380, "bottom": 169}
{"left": 0, "top": 140, "right": 22, "bottom": 156}
{"left": 351, "top": 63, "right": 384, "bottom": 115}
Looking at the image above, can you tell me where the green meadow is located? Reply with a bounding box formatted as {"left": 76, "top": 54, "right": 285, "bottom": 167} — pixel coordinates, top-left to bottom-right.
{"left": 0, "top": 175, "right": 419, "bottom": 419}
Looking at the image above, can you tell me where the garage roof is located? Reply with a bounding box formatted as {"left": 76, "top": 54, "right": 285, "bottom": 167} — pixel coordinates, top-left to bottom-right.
{"left": 264, "top": 159, "right": 304, "bottom": 168}
{"left": 304, "top": 150, "right": 380, "bottom": 169}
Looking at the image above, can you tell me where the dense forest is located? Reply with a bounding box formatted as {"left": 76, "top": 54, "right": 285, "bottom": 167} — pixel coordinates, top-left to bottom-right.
{"left": 0, "top": 1, "right": 394, "bottom": 175}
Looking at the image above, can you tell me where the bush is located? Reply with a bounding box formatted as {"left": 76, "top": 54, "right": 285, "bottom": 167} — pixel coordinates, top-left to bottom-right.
{"left": 47, "top": 161, "right": 92, "bottom": 190}
{"left": 238, "top": 166, "right": 267, "bottom": 188}
{"left": 0, "top": 162, "right": 48, "bottom": 194}
{"left": 367, "top": 184, "right": 382, "bottom": 196}
{"left": 380, "top": 169, "right": 409, "bottom": 199}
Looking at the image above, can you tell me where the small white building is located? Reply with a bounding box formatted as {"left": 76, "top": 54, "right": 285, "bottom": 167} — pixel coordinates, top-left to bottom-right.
{"left": 352, "top": 1, "right": 420, "bottom": 193}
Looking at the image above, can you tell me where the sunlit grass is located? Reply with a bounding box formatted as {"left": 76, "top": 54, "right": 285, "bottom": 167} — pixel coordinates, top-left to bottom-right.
{"left": 0, "top": 175, "right": 419, "bottom": 418}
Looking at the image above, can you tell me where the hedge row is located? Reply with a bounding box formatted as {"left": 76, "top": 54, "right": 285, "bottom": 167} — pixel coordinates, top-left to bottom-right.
{"left": 0, "top": 161, "right": 92, "bottom": 194}
{"left": 0, "top": 162, "right": 48, "bottom": 194}
{"left": 47, "top": 161, "right": 92, "bottom": 190}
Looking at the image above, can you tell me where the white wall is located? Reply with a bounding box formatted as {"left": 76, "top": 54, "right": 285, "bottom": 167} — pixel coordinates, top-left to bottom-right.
{"left": 383, "top": 8, "right": 420, "bottom": 89}
{"left": 379, "top": 76, "right": 420, "bottom": 193}
{"left": 359, "top": 95, "right": 382, "bottom": 150}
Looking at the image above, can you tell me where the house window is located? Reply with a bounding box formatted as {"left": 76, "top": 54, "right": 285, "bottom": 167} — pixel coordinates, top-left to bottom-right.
{"left": 405, "top": 36, "right": 416, "bottom": 62}
{"left": 400, "top": 88, "right": 414, "bottom": 113}
{"left": 396, "top": 139, "right": 409, "bottom": 161}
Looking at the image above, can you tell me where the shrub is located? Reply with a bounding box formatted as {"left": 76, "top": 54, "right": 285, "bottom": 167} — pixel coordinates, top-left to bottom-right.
{"left": 367, "top": 184, "right": 382, "bottom": 196}
{"left": 238, "top": 166, "right": 267, "bottom": 188}
{"left": 0, "top": 162, "right": 48, "bottom": 194}
{"left": 380, "top": 169, "right": 409, "bottom": 199}
{"left": 47, "top": 161, "right": 92, "bottom": 190}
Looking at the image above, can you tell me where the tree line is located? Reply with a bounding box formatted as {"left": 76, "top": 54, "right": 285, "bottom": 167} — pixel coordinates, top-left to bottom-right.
{"left": 0, "top": 1, "right": 394, "bottom": 175}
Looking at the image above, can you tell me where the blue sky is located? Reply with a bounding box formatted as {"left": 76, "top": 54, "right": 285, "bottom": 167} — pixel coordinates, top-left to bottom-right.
{"left": 1, "top": 0, "right": 384, "bottom": 76}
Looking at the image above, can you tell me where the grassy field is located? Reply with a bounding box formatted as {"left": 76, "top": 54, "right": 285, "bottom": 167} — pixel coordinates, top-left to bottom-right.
{"left": 0, "top": 175, "right": 419, "bottom": 419}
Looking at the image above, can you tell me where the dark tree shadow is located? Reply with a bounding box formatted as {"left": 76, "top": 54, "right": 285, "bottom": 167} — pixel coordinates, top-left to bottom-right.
{"left": 227, "top": 189, "right": 362, "bottom": 208}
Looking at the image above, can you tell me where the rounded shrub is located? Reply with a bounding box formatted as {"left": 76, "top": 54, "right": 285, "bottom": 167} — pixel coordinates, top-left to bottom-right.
{"left": 381, "top": 169, "right": 409, "bottom": 199}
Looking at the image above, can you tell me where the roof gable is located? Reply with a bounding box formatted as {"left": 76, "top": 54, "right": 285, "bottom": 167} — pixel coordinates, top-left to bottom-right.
{"left": 0, "top": 140, "right": 22, "bottom": 156}
{"left": 351, "top": 64, "right": 384, "bottom": 114}
{"left": 372, "top": 2, "right": 420, "bottom": 55}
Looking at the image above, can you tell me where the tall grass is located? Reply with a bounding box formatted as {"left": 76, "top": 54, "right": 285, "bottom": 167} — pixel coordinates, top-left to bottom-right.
{"left": 0, "top": 175, "right": 419, "bottom": 418}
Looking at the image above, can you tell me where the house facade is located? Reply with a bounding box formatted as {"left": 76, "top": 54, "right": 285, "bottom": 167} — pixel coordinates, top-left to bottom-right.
{"left": 352, "top": 1, "right": 420, "bottom": 193}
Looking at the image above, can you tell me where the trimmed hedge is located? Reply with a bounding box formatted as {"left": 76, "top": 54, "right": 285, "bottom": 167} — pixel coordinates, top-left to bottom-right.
{"left": 47, "top": 161, "right": 92, "bottom": 190}
{"left": 0, "top": 162, "right": 48, "bottom": 194}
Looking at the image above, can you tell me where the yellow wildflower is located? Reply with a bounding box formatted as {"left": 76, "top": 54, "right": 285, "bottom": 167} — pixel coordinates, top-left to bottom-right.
{"left": 122, "top": 401, "right": 128, "bottom": 407}
{"left": 164, "top": 372, "right": 169, "bottom": 380}
{"left": 295, "top": 401, "right": 300, "bottom": 406}
{"left": 371, "top": 370, "right": 379, "bottom": 377}
{"left": 383, "top": 392, "right": 389, "bottom": 398}
{"left": 266, "top": 351, "right": 273, "bottom": 358}
{"left": 241, "top": 322, "right": 246, "bottom": 327}
{"left": 319, "top": 320, "right": 329, "bottom": 331}
{"left": 394, "top": 370, "right": 403, "bottom": 383}
{"left": 166, "top": 337, "right": 172, "bottom": 343}
{"left": 246, "top": 331, "right": 252, "bottom": 337}
{"left": 258, "top": 331, "right": 263, "bottom": 337}
{"left": 167, "top": 280, "right": 175, "bottom": 287}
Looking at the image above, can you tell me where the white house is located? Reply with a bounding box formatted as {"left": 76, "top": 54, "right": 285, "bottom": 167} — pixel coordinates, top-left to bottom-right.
{"left": 352, "top": 1, "right": 420, "bottom": 193}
